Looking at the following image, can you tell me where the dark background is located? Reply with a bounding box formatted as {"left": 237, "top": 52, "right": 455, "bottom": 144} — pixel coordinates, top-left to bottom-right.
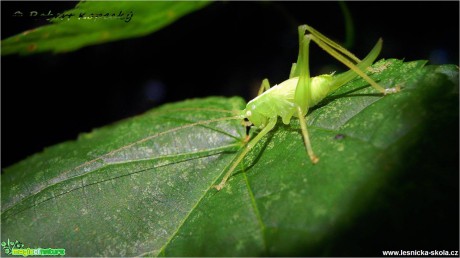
{"left": 1, "top": 1, "right": 459, "bottom": 256}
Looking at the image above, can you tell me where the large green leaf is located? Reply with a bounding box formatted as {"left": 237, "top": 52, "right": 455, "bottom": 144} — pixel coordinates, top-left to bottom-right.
{"left": 1, "top": 1, "right": 211, "bottom": 56}
{"left": 1, "top": 59, "right": 458, "bottom": 256}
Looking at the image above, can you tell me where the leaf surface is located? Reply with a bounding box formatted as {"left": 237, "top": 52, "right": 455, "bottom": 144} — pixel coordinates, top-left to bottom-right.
{"left": 1, "top": 1, "right": 211, "bottom": 55}
{"left": 1, "top": 59, "right": 458, "bottom": 256}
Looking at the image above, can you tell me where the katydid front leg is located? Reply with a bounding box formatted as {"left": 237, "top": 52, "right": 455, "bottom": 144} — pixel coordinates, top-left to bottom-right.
{"left": 213, "top": 117, "right": 277, "bottom": 191}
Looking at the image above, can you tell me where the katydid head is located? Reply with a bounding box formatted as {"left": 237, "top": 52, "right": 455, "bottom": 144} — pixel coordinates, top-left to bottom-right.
{"left": 242, "top": 107, "right": 267, "bottom": 129}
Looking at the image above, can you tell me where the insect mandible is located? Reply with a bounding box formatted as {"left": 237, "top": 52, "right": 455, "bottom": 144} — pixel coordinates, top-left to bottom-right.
{"left": 213, "top": 24, "right": 400, "bottom": 191}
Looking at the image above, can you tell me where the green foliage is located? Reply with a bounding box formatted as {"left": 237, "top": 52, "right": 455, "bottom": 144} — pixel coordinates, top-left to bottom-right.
{"left": 1, "top": 1, "right": 211, "bottom": 55}
{"left": 1, "top": 59, "right": 458, "bottom": 256}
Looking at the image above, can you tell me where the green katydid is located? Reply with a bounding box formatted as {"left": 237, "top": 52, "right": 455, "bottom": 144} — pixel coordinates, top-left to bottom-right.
{"left": 212, "top": 24, "right": 400, "bottom": 191}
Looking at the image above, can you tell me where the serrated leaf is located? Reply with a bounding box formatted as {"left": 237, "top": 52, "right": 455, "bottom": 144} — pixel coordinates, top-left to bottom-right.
{"left": 1, "top": 1, "right": 211, "bottom": 56}
{"left": 1, "top": 59, "right": 458, "bottom": 256}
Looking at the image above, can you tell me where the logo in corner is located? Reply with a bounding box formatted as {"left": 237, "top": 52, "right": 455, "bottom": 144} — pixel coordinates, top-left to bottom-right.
{"left": 1, "top": 239, "right": 65, "bottom": 257}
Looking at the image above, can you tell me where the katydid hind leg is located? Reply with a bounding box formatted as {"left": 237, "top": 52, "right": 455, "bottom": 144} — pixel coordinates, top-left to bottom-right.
{"left": 293, "top": 35, "right": 313, "bottom": 114}
{"left": 328, "top": 38, "right": 383, "bottom": 93}
{"left": 292, "top": 33, "right": 320, "bottom": 163}
{"left": 297, "top": 107, "right": 319, "bottom": 164}
{"left": 306, "top": 32, "right": 400, "bottom": 94}
{"left": 290, "top": 25, "right": 308, "bottom": 78}
{"left": 305, "top": 24, "right": 361, "bottom": 64}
